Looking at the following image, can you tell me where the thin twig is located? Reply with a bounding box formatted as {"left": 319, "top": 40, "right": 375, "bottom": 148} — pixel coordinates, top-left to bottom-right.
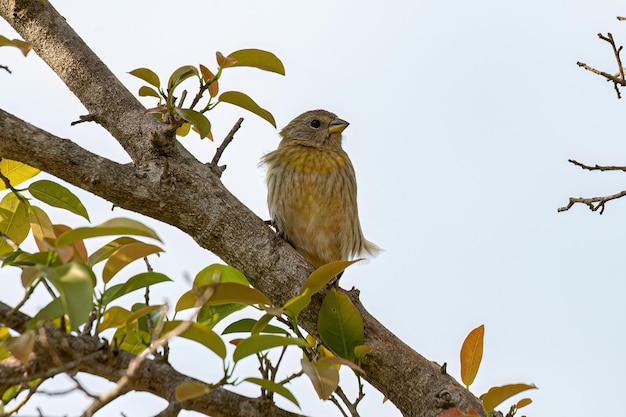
{"left": 81, "top": 317, "right": 192, "bottom": 417}
{"left": 568, "top": 159, "right": 626, "bottom": 172}
{"left": 0, "top": 64, "right": 11, "bottom": 73}
{"left": 557, "top": 190, "right": 626, "bottom": 214}
{"left": 70, "top": 114, "right": 98, "bottom": 126}
{"left": 209, "top": 118, "right": 244, "bottom": 177}
{"left": 334, "top": 386, "right": 361, "bottom": 417}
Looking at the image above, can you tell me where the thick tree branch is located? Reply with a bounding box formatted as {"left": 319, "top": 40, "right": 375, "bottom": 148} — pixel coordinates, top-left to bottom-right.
{"left": 0, "top": 1, "right": 484, "bottom": 415}
{"left": 0, "top": 302, "right": 305, "bottom": 417}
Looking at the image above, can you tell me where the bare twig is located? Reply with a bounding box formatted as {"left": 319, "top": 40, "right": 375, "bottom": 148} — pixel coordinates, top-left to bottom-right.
{"left": 209, "top": 118, "right": 244, "bottom": 177}
{"left": 577, "top": 32, "right": 626, "bottom": 98}
{"left": 81, "top": 318, "right": 192, "bottom": 417}
{"left": 568, "top": 159, "right": 626, "bottom": 172}
{"left": 154, "top": 401, "right": 182, "bottom": 417}
{"left": 0, "top": 64, "right": 11, "bottom": 73}
{"left": 70, "top": 114, "right": 98, "bottom": 126}
{"left": 334, "top": 386, "right": 361, "bottom": 417}
{"left": 557, "top": 190, "right": 626, "bottom": 214}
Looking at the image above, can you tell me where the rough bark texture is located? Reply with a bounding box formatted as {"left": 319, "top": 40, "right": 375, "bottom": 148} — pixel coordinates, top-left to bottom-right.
{"left": 0, "top": 1, "right": 485, "bottom": 416}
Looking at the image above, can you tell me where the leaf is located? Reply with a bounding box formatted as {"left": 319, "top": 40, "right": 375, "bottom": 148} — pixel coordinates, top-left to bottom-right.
{"left": 176, "top": 283, "right": 271, "bottom": 312}
{"left": 29, "top": 206, "right": 55, "bottom": 251}
{"left": 460, "top": 324, "right": 484, "bottom": 388}
{"left": 102, "top": 241, "right": 163, "bottom": 283}
{"left": 354, "top": 344, "right": 374, "bottom": 359}
{"left": 301, "top": 260, "right": 360, "bottom": 296}
{"left": 56, "top": 218, "right": 161, "bottom": 247}
{"left": 129, "top": 68, "right": 161, "bottom": 88}
{"left": 227, "top": 49, "right": 285, "bottom": 75}
{"left": 0, "top": 35, "right": 32, "bottom": 56}
{"left": 301, "top": 358, "right": 339, "bottom": 400}
{"left": 0, "top": 159, "right": 39, "bottom": 189}
{"left": 162, "top": 321, "right": 226, "bottom": 359}
{"left": 175, "top": 381, "right": 211, "bottom": 402}
{"left": 27, "top": 298, "right": 64, "bottom": 330}
{"left": 114, "top": 327, "right": 151, "bottom": 354}
{"left": 318, "top": 356, "right": 365, "bottom": 375}
{"left": 516, "top": 398, "right": 532, "bottom": 409}
{"left": 52, "top": 224, "right": 88, "bottom": 263}
{"left": 176, "top": 108, "right": 212, "bottom": 140}
{"left": 481, "top": 383, "right": 538, "bottom": 416}
{"left": 176, "top": 122, "right": 191, "bottom": 137}
{"left": 28, "top": 180, "right": 89, "bottom": 221}
{"left": 42, "top": 262, "right": 95, "bottom": 330}
{"left": 0, "top": 193, "right": 31, "bottom": 255}
{"left": 101, "top": 272, "right": 171, "bottom": 305}
{"left": 167, "top": 65, "right": 199, "bottom": 91}
{"left": 232, "top": 334, "right": 309, "bottom": 363}
{"left": 138, "top": 85, "right": 161, "bottom": 98}
{"left": 199, "top": 64, "right": 219, "bottom": 97}
{"left": 88, "top": 237, "right": 141, "bottom": 266}
{"left": 245, "top": 378, "right": 299, "bottom": 407}
{"left": 318, "top": 289, "right": 363, "bottom": 361}
{"left": 222, "top": 318, "right": 288, "bottom": 335}
{"left": 218, "top": 91, "right": 276, "bottom": 127}
{"left": 216, "top": 51, "right": 237, "bottom": 68}
{"left": 435, "top": 409, "right": 467, "bottom": 417}
{"left": 97, "top": 306, "right": 131, "bottom": 331}
{"left": 4, "top": 331, "right": 35, "bottom": 366}
{"left": 283, "top": 289, "right": 312, "bottom": 319}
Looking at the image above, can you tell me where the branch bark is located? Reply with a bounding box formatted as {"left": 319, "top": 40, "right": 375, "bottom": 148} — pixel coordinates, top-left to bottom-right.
{"left": 0, "top": 302, "right": 305, "bottom": 417}
{"left": 0, "top": 0, "right": 484, "bottom": 416}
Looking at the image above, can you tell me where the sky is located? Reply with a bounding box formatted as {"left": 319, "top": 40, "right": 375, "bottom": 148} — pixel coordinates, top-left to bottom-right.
{"left": 2, "top": 1, "right": 626, "bottom": 416}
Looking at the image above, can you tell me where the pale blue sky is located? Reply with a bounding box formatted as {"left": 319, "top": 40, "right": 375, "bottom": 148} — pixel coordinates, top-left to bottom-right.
{"left": 2, "top": 1, "right": 626, "bottom": 416}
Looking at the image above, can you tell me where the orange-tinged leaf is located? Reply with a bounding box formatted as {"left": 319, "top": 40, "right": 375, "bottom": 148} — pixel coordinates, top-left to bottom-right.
{"left": 435, "top": 408, "right": 466, "bottom": 417}
{"left": 0, "top": 159, "right": 39, "bottom": 189}
{"left": 175, "top": 381, "right": 211, "bottom": 402}
{"left": 516, "top": 398, "right": 532, "bottom": 409}
{"left": 102, "top": 241, "right": 163, "bottom": 283}
{"left": 0, "top": 35, "right": 32, "bottom": 56}
{"left": 29, "top": 206, "right": 55, "bottom": 251}
{"left": 227, "top": 48, "right": 285, "bottom": 75}
{"left": 460, "top": 324, "right": 484, "bottom": 388}
{"left": 467, "top": 409, "right": 481, "bottom": 416}
{"left": 481, "top": 383, "right": 537, "bottom": 415}
{"left": 301, "top": 358, "right": 339, "bottom": 400}
{"left": 129, "top": 68, "right": 160, "bottom": 88}
{"left": 176, "top": 122, "right": 191, "bottom": 137}
{"left": 199, "top": 64, "right": 220, "bottom": 97}
{"left": 218, "top": 91, "right": 276, "bottom": 127}
{"left": 53, "top": 224, "right": 88, "bottom": 263}
{"left": 216, "top": 51, "right": 237, "bottom": 68}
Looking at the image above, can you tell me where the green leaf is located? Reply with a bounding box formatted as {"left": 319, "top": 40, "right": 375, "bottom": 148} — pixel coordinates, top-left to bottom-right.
{"left": 218, "top": 91, "right": 276, "bottom": 127}
{"left": 28, "top": 180, "right": 89, "bottom": 221}
{"left": 176, "top": 108, "right": 212, "bottom": 139}
{"left": 460, "top": 324, "right": 484, "bottom": 388}
{"left": 114, "top": 327, "right": 151, "bottom": 354}
{"left": 27, "top": 298, "right": 64, "bottom": 330}
{"left": 301, "top": 358, "right": 339, "bottom": 400}
{"left": 129, "top": 68, "right": 161, "bottom": 88}
{"left": 354, "top": 345, "right": 374, "bottom": 359}
{"left": 318, "top": 289, "right": 363, "bottom": 361}
{"left": 0, "top": 159, "right": 40, "bottom": 189}
{"left": 167, "top": 65, "right": 199, "bottom": 91}
{"left": 481, "top": 383, "right": 538, "bottom": 416}
{"left": 56, "top": 218, "right": 161, "bottom": 247}
{"left": 42, "top": 262, "right": 95, "bottom": 330}
{"left": 138, "top": 85, "right": 161, "bottom": 98}
{"left": 101, "top": 272, "right": 171, "bottom": 305}
{"left": 233, "top": 334, "right": 309, "bottom": 363}
{"left": 222, "top": 318, "right": 288, "bottom": 335}
{"left": 301, "top": 260, "right": 360, "bottom": 296}
{"left": 102, "top": 241, "right": 163, "bottom": 283}
{"left": 245, "top": 378, "right": 299, "bottom": 407}
{"left": 0, "top": 192, "right": 30, "bottom": 255}
{"left": 227, "top": 49, "right": 285, "bottom": 75}
{"left": 194, "top": 265, "right": 253, "bottom": 327}
{"left": 162, "top": 321, "right": 226, "bottom": 359}
{"left": 88, "top": 237, "right": 141, "bottom": 266}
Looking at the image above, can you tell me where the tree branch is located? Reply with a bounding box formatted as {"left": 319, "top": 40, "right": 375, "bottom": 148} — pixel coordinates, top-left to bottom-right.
{"left": 0, "top": 0, "right": 484, "bottom": 415}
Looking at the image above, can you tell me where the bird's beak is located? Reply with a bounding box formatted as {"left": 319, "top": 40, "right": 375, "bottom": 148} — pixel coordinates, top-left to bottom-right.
{"left": 329, "top": 118, "right": 349, "bottom": 133}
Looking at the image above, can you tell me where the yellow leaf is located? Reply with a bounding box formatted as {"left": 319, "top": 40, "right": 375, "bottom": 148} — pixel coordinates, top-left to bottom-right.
{"left": 482, "top": 383, "right": 538, "bottom": 415}
{"left": 0, "top": 159, "right": 39, "bottom": 189}
{"left": 175, "top": 381, "right": 210, "bottom": 402}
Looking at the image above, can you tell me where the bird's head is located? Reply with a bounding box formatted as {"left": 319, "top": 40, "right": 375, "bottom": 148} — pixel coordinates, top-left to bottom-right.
{"left": 279, "top": 109, "right": 349, "bottom": 149}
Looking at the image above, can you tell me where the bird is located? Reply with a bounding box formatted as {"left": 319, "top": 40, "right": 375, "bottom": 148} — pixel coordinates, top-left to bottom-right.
{"left": 262, "top": 109, "right": 379, "bottom": 269}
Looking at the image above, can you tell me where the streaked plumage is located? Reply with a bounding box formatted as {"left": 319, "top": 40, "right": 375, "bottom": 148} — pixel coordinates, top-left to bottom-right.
{"left": 262, "top": 109, "right": 379, "bottom": 268}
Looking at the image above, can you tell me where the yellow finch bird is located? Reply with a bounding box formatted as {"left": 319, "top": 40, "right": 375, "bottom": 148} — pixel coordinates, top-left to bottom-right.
{"left": 262, "top": 109, "right": 379, "bottom": 268}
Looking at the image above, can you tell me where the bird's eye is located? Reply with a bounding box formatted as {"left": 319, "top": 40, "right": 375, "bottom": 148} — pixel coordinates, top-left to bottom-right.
{"left": 310, "top": 119, "right": 321, "bottom": 128}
